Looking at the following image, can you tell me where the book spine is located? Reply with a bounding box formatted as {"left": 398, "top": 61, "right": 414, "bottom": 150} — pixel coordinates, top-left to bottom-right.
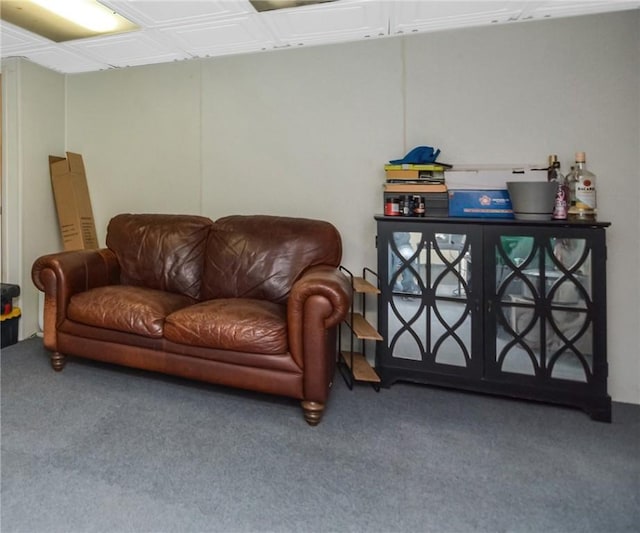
{"left": 384, "top": 184, "right": 448, "bottom": 193}
{"left": 385, "top": 169, "right": 445, "bottom": 181}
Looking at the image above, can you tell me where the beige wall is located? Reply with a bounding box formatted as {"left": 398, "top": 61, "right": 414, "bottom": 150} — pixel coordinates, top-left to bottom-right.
{"left": 1, "top": 58, "right": 65, "bottom": 339}
{"left": 200, "top": 37, "right": 404, "bottom": 270}
{"left": 4, "top": 10, "right": 639, "bottom": 403}
{"left": 403, "top": 14, "right": 640, "bottom": 406}
{"left": 65, "top": 61, "right": 203, "bottom": 227}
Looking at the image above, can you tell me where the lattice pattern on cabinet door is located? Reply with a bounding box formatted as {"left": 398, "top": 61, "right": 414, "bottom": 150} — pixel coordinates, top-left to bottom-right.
{"left": 387, "top": 232, "right": 472, "bottom": 369}
{"left": 495, "top": 235, "right": 594, "bottom": 382}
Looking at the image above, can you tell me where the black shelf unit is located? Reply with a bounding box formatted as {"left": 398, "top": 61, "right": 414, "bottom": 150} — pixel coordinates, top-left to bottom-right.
{"left": 375, "top": 215, "right": 611, "bottom": 422}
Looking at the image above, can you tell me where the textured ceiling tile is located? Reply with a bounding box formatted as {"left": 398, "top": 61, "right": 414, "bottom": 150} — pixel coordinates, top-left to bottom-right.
{"left": 102, "top": 0, "right": 251, "bottom": 27}
{"left": 19, "top": 46, "right": 110, "bottom": 73}
{"left": 1, "top": 1, "right": 638, "bottom": 73}
{"left": 523, "top": 0, "right": 640, "bottom": 20}
{"left": 159, "top": 16, "right": 276, "bottom": 55}
{"left": 65, "top": 31, "right": 192, "bottom": 67}
{"left": 390, "top": 1, "right": 525, "bottom": 34}
{"left": 263, "top": 0, "right": 389, "bottom": 44}
{"left": 0, "top": 21, "right": 51, "bottom": 53}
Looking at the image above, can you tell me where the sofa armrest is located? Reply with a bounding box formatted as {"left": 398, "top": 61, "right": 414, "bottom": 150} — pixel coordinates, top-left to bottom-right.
{"left": 288, "top": 265, "right": 352, "bottom": 369}
{"left": 31, "top": 248, "right": 120, "bottom": 350}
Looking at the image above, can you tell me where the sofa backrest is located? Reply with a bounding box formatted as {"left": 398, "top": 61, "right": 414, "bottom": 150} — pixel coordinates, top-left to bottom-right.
{"left": 106, "top": 214, "right": 214, "bottom": 299}
{"left": 202, "top": 215, "right": 342, "bottom": 304}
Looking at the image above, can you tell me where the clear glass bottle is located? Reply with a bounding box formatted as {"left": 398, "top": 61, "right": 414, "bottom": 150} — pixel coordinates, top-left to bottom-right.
{"left": 567, "top": 152, "right": 597, "bottom": 220}
{"left": 548, "top": 154, "right": 559, "bottom": 182}
{"left": 548, "top": 154, "right": 568, "bottom": 220}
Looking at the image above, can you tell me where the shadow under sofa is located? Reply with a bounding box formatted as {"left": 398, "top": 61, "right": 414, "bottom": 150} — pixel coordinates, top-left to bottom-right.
{"left": 32, "top": 213, "right": 352, "bottom": 425}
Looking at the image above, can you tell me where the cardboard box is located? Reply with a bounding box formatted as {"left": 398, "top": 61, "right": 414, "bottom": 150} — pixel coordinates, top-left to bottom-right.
{"left": 49, "top": 152, "right": 99, "bottom": 251}
{"left": 445, "top": 165, "right": 547, "bottom": 190}
{"left": 448, "top": 189, "right": 514, "bottom": 218}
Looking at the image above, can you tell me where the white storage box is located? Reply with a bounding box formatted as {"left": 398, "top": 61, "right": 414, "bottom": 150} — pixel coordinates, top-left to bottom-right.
{"left": 445, "top": 165, "right": 547, "bottom": 190}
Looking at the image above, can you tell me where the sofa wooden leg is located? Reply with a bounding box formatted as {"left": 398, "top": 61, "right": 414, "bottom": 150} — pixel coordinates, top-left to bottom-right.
{"left": 301, "top": 401, "right": 324, "bottom": 426}
{"left": 51, "top": 352, "right": 66, "bottom": 372}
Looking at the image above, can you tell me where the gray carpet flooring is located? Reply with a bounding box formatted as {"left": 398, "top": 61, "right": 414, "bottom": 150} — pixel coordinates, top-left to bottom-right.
{"left": 1, "top": 338, "right": 638, "bottom": 533}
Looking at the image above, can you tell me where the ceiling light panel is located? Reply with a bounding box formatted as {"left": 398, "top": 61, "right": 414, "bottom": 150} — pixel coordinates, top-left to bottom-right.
{"left": 262, "top": 0, "right": 389, "bottom": 46}
{"left": 250, "top": 0, "right": 336, "bottom": 12}
{"left": 0, "top": 0, "right": 138, "bottom": 42}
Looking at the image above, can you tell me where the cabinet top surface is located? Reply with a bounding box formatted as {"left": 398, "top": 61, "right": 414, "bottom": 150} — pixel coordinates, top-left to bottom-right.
{"left": 374, "top": 215, "right": 611, "bottom": 229}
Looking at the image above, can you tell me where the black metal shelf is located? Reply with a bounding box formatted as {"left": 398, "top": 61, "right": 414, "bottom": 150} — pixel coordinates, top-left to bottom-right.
{"left": 338, "top": 266, "right": 382, "bottom": 391}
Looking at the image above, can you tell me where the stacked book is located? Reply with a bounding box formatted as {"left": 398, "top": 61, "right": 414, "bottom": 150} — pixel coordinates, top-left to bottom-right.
{"left": 383, "top": 163, "right": 450, "bottom": 217}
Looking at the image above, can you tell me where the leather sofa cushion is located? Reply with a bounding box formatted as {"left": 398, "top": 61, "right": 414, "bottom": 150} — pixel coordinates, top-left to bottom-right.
{"left": 68, "top": 285, "right": 196, "bottom": 338}
{"left": 202, "top": 215, "right": 342, "bottom": 303}
{"left": 106, "top": 214, "right": 213, "bottom": 300}
{"left": 164, "top": 299, "right": 288, "bottom": 354}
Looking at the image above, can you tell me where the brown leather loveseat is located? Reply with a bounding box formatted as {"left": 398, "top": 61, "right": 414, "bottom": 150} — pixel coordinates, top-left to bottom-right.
{"left": 32, "top": 214, "right": 352, "bottom": 425}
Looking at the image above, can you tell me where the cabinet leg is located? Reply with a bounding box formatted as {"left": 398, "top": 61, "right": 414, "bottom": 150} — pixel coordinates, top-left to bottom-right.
{"left": 51, "top": 352, "right": 66, "bottom": 372}
{"left": 587, "top": 401, "right": 612, "bottom": 423}
{"left": 301, "top": 401, "right": 324, "bottom": 426}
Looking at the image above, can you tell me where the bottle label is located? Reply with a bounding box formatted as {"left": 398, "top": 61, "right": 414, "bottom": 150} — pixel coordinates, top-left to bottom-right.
{"left": 576, "top": 178, "right": 596, "bottom": 209}
{"left": 553, "top": 184, "right": 569, "bottom": 219}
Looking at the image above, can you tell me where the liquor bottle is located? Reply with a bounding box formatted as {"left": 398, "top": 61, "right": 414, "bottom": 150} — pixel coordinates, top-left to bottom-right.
{"left": 548, "top": 155, "right": 568, "bottom": 220}
{"left": 567, "top": 152, "right": 597, "bottom": 220}
{"left": 566, "top": 165, "right": 575, "bottom": 212}
{"left": 548, "top": 154, "right": 559, "bottom": 182}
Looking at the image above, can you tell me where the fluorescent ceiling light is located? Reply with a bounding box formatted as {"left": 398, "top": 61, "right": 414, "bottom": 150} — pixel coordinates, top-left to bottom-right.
{"left": 0, "top": 0, "right": 138, "bottom": 42}
{"left": 250, "top": 0, "right": 337, "bottom": 13}
{"left": 31, "top": 0, "right": 117, "bottom": 32}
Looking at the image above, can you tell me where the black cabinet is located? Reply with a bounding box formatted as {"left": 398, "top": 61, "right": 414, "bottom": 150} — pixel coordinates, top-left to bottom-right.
{"left": 375, "top": 215, "right": 611, "bottom": 421}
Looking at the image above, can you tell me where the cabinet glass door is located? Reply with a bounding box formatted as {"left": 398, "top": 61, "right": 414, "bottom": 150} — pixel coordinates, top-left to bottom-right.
{"left": 381, "top": 224, "right": 481, "bottom": 377}
{"left": 489, "top": 230, "right": 596, "bottom": 383}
